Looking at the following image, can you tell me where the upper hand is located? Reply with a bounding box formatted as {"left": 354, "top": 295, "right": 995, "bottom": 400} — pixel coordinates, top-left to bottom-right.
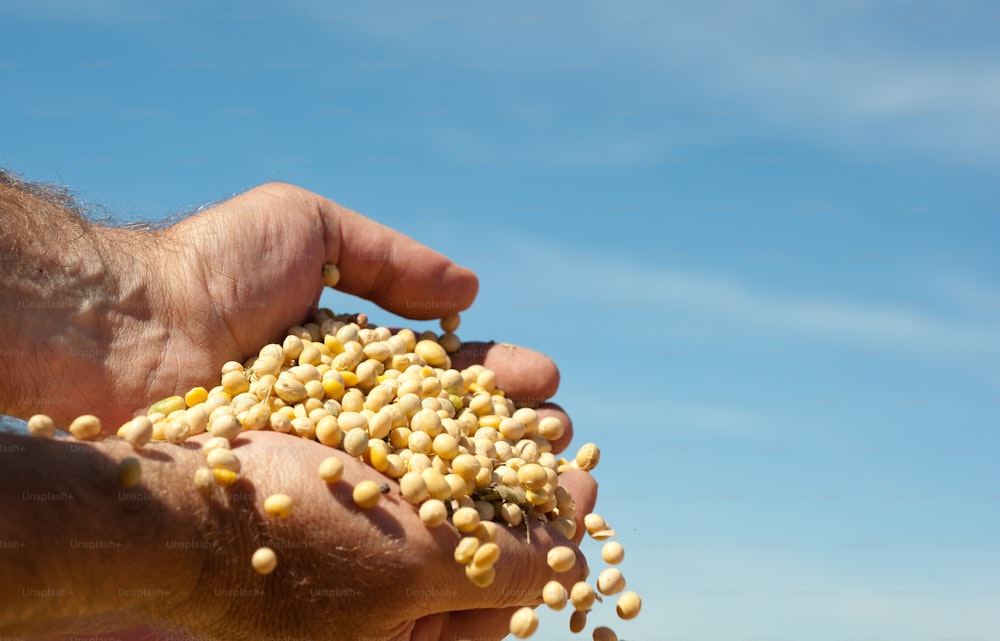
{"left": 47, "top": 182, "right": 481, "bottom": 428}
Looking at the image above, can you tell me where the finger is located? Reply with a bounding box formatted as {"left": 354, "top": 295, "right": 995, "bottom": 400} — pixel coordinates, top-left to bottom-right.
{"left": 318, "top": 195, "right": 479, "bottom": 319}
{"left": 412, "top": 469, "right": 599, "bottom": 617}
{"left": 419, "top": 518, "right": 586, "bottom": 614}
{"left": 450, "top": 341, "right": 574, "bottom": 450}
{"left": 450, "top": 341, "right": 560, "bottom": 405}
{"left": 557, "top": 468, "right": 599, "bottom": 545}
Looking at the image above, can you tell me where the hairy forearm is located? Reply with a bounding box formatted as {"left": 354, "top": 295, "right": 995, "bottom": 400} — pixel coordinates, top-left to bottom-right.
{"left": 0, "top": 432, "right": 213, "bottom": 636}
{"left": 0, "top": 170, "right": 108, "bottom": 329}
{"left": 0, "top": 170, "right": 163, "bottom": 426}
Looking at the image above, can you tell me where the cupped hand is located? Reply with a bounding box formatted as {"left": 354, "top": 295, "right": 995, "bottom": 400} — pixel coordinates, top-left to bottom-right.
{"left": 99, "top": 327, "right": 595, "bottom": 641}
{"left": 64, "top": 182, "right": 480, "bottom": 429}
{"left": 174, "top": 428, "right": 596, "bottom": 641}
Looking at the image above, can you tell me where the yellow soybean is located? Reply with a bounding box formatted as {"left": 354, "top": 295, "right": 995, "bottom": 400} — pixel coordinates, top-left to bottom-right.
{"left": 399, "top": 471, "right": 429, "bottom": 504}
{"left": 419, "top": 499, "right": 448, "bottom": 527}
{"left": 149, "top": 395, "right": 185, "bottom": 416}
{"left": 574, "top": 442, "right": 600, "bottom": 471}
{"left": 597, "top": 568, "right": 626, "bottom": 595}
{"left": 212, "top": 468, "right": 239, "bottom": 486}
{"left": 221, "top": 370, "right": 250, "bottom": 396}
{"left": 352, "top": 479, "right": 382, "bottom": 508}
{"left": 509, "top": 607, "right": 538, "bottom": 639}
{"left": 122, "top": 416, "right": 153, "bottom": 448}
{"left": 318, "top": 456, "right": 344, "bottom": 483}
{"left": 27, "top": 414, "right": 56, "bottom": 438}
{"left": 547, "top": 545, "right": 577, "bottom": 573}
{"left": 193, "top": 468, "right": 215, "bottom": 495}
{"left": 454, "top": 536, "right": 480, "bottom": 564}
{"left": 570, "top": 581, "right": 596, "bottom": 610}
{"left": 615, "top": 591, "right": 642, "bottom": 620}
{"left": 452, "top": 506, "right": 480, "bottom": 533}
{"left": 117, "top": 457, "right": 142, "bottom": 487}
{"left": 184, "top": 386, "right": 209, "bottom": 407}
{"left": 206, "top": 448, "right": 240, "bottom": 473}
{"left": 516, "top": 462, "right": 547, "bottom": 491}
{"left": 251, "top": 547, "right": 278, "bottom": 575}
{"left": 601, "top": 541, "right": 625, "bottom": 565}
{"left": 465, "top": 562, "right": 496, "bottom": 588}
{"left": 68, "top": 414, "right": 102, "bottom": 441}
{"left": 542, "top": 580, "right": 568, "bottom": 610}
{"left": 264, "top": 493, "right": 293, "bottom": 519}
{"left": 472, "top": 542, "right": 500, "bottom": 568}
{"left": 414, "top": 339, "right": 448, "bottom": 367}
{"left": 322, "top": 263, "right": 341, "bottom": 288}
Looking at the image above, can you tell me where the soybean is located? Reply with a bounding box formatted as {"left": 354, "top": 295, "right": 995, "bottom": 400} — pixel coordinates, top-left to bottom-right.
{"left": 471, "top": 542, "right": 501, "bottom": 568}
{"left": 465, "top": 562, "right": 495, "bottom": 588}
{"left": 542, "top": 580, "right": 568, "bottom": 610}
{"left": 570, "top": 581, "right": 596, "bottom": 610}
{"left": 601, "top": 541, "right": 625, "bottom": 565}
{"left": 264, "top": 493, "right": 294, "bottom": 519}
{"left": 593, "top": 627, "right": 618, "bottom": 641}
{"left": 318, "top": 457, "right": 344, "bottom": 483}
{"left": 454, "top": 536, "right": 480, "bottom": 564}
{"left": 615, "top": 591, "right": 642, "bottom": 620}
{"left": 574, "top": 442, "right": 600, "bottom": 471}
{"left": 352, "top": 479, "right": 382, "bottom": 509}
{"left": 117, "top": 457, "right": 142, "bottom": 487}
{"left": 68, "top": 414, "right": 101, "bottom": 441}
{"left": 122, "top": 416, "right": 153, "bottom": 448}
{"left": 597, "top": 568, "right": 626, "bottom": 595}
{"left": 251, "top": 547, "right": 278, "bottom": 575}
{"left": 193, "top": 468, "right": 215, "bottom": 495}
{"left": 419, "top": 499, "right": 448, "bottom": 527}
{"left": 79, "top": 307, "right": 645, "bottom": 633}
{"left": 509, "top": 607, "right": 539, "bottom": 639}
{"left": 27, "top": 414, "right": 56, "bottom": 438}
{"left": 547, "top": 546, "right": 577, "bottom": 573}
{"left": 322, "top": 263, "right": 341, "bottom": 288}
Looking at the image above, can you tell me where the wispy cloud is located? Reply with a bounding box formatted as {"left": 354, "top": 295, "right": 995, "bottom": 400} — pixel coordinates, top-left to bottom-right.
{"left": 296, "top": 0, "right": 1000, "bottom": 165}
{"left": 929, "top": 271, "right": 1000, "bottom": 316}
{"left": 588, "top": 1, "right": 1000, "bottom": 163}
{"left": 507, "top": 239, "right": 1000, "bottom": 356}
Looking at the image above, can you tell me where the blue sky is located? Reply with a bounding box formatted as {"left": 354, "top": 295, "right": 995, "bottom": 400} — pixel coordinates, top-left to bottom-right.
{"left": 3, "top": 1, "right": 999, "bottom": 639}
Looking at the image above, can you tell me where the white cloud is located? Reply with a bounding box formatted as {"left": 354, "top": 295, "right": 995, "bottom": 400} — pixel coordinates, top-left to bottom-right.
{"left": 506, "top": 239, "right": 1000, "bottom": 356}
{"left": 294, "top": 0, "right": 1000, "bottom": 164}
{"left": 929, "top": 271, "right": 1000, "bottom": 316}
{"left": 591, "top": 1, "right": 1000, "bottom": 162}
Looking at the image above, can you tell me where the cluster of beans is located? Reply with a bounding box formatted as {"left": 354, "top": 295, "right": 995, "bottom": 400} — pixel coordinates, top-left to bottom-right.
{"left": 27, "top": 265, "right": 641, "bottom": 639}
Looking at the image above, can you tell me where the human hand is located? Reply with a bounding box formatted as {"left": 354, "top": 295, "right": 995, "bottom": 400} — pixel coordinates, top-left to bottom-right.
{"left": 173, "top": 428, "right": 596, "bottom": 641}
{"left": 21, "top": 182, "right": 481, "bottom": 428}
{"left": 143, "top": 185, "right": 593, "bottom": 640}
{"left": 22, "top": 337, "right": 594, "bottom": 641}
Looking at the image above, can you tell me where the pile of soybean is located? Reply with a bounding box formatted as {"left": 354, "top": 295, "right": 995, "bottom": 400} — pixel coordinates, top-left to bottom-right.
{"left": 29, "top": 281, "right": 641, "bottom": 640}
